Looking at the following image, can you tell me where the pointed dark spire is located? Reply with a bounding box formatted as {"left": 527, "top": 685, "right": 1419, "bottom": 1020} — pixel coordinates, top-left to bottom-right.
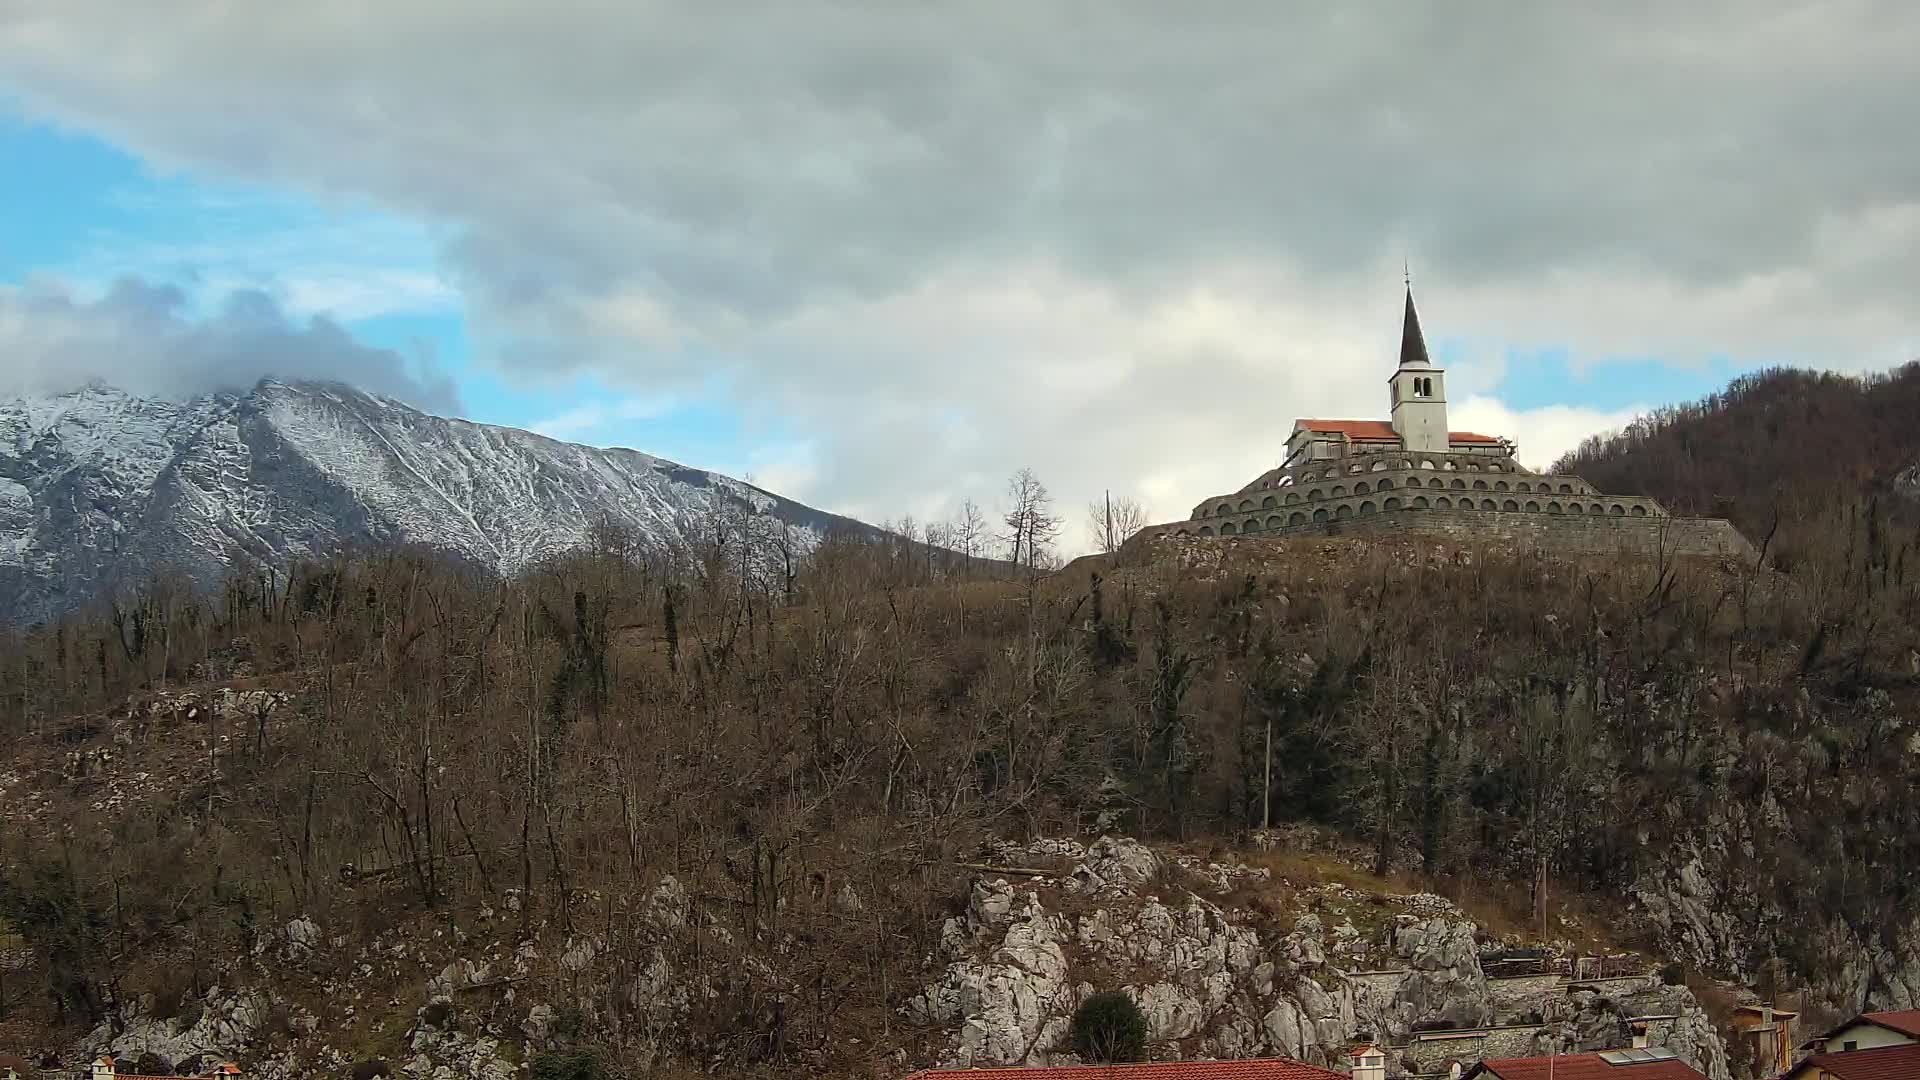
{"left": 1398, "top": 283, "right": 1431, "bottom": 369}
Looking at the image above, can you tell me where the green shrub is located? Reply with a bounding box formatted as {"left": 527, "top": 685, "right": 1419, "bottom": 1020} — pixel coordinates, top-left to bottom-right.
{"left": 551, "top": 1003, "right": 586, "bottom": 1040}
{"left": 1660, "top": 961, "right": 1685, "bottom": 986}
{"left": 422, "top": 1000, "right": 455, "bottom": 1029}
{"left": 1071, "top": 991, "right": 1148, "bottom": 1064}
{"left": 530, "top": 1050, "right": 610, "bottom": 1080}
{"left": 351, "top": 1060, "right": 391, "bottom": 1080}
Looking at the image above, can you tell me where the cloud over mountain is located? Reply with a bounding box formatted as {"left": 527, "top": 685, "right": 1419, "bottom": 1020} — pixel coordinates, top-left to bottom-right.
{"left": 0, "top": 278, "right": 460, "bottom": 412}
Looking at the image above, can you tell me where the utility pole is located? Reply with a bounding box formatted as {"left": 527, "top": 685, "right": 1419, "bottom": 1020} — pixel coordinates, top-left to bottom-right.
{"left": 1262, "top": 710, "right": 1273, "bottom": 832}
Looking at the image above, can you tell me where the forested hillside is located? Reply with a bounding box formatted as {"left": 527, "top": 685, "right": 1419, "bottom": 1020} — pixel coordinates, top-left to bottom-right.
{"left": 1554, "top": 361, "right": 1920, "bottom": 555}
{"left": 0, "top": 370, "right": 1917, "bottom": 1078}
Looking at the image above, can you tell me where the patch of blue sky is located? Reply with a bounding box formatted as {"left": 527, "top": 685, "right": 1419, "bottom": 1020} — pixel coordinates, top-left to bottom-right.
{"left": 0, "top": 110, "right": 453, "bottom": 321}
{"left": 349, "top": 308, "right": 767, "bottom": 467}
{"left": 1428, "top": 330, "right": 1763, "bottom": 415}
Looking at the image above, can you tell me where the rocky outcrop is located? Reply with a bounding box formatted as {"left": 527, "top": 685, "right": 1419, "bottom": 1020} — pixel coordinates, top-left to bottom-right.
{"left": 83, "top": 988, "right": 270, "bottom": 1069}
{"left": 1387, "top": 919, "right": 1490, "bottom": 1033}
{"left": 1633, "top": 808, "right": 1920, "bottom": 1020}
{"left": 910, "top": 879, "right": 1078, "bottom": 1066}
{"left": 910, "top": 837, "right": 1731, "bottom": 1078}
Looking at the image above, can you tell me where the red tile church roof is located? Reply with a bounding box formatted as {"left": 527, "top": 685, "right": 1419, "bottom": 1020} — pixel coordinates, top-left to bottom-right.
{"left": 901, "top": 1059, "right": 1345, "bottom": 1080}
{"left": 1297, "top": 419, "right": 1399, "bottom": 440}
{"left": 1294, "top": 419, "right": 1503, "bottom": 445}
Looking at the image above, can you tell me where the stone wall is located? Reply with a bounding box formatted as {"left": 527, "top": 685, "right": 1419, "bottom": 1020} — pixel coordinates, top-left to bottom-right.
{"left": 1310, "top": 509, "right": 1754, "bottom": 560}
{"left": 1137, "top": 508, "right": 1753, "bottom": 562}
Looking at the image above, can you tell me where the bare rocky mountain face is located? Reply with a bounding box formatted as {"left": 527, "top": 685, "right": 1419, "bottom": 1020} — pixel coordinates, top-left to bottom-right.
{"left": 0, "top": 380, "right": 873, "bottom": 624}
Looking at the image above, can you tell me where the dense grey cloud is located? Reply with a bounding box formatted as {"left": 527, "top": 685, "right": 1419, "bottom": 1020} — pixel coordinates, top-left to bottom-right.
{"left": 2, "top": 2, "right": 1916, "bottom": 541}
{"left": 0, "top": 278, "right": 461, "bottom": 412}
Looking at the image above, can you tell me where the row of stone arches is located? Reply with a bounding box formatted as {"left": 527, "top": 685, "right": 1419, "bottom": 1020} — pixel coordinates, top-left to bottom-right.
{"left": 1287, "top": 456, "right": 1517, "bottom": 483}
{"left": 1212, "top": 473, "right": 1595, "bottom": 517}
{"left": 1179, "top": 497, "right": 1651, "bottom": 536}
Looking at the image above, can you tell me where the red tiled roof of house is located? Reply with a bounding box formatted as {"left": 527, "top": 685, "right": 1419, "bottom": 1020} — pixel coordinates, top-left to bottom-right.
{"left": 901, "top": 1059, "right": 1346, "bottom": 1080}
{"left": 1861, "top": 1008, "right": 1920, "bottom": 1037}
{"left": 1796, "top": 1043, "right": 1920, "bottom": 1080}
{"left": 1448, "top": 431, "right": 1504, "bottom": 444}
{"left": 1470, "top": 1052, "right": 1705, "bottom": 1080}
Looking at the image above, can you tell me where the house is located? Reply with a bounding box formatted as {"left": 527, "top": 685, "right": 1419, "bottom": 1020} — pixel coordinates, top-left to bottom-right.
{"left": 1463, "top": 1049, "right": 1707, "bottom": 1080}
{"left": 86, "top": 1057, "right": 242, "bottom": 1080}
{"left": 899, "top": 1056, "right": 1348, "bottom": 1080}
{"left": 1728, "top": 1002, "right": 1798, "bottom": 1076}
{"left": 1782, "top": 1042, "right": 1920, "bottom": 1080}
{"left": 1806, "top": 1009, "right": 1920, "bottom": 1054}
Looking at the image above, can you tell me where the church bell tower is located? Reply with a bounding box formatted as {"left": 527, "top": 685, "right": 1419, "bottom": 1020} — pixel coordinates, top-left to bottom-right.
{"left": 1388, "top": 284, "right": 1448, "bottom": 453}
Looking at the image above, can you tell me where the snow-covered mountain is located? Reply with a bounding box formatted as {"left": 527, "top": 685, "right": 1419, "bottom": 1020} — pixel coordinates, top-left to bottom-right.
{"left": 0, "top": 379, "right": 875, "bottom": 623}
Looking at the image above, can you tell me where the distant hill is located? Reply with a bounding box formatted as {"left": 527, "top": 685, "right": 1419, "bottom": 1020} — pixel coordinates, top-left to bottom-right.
{"left": 0, "top": 379, "right": 881, "bottom": 623}
{"left": 1553, "top": 361, "right": 1920, "bottom": 555}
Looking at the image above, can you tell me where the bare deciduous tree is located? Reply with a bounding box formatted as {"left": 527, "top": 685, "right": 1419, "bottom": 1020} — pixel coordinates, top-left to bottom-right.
{"left": 1086, "top": 493, "right": 1149, "bottom": 554}
{"left": 1000, "top": 468, "right": 1062, "bottom": 578}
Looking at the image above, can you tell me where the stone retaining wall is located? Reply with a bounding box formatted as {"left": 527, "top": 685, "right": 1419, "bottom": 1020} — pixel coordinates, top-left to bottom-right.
{"left": 1311, "top": 509, "right": 1753, "bottom": 560}
{"left": 1137, "top": 508, "right": 1753, "bottom": 562}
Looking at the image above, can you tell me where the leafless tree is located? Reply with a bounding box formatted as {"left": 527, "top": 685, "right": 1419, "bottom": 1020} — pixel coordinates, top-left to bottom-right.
{"left": 1086, "top": 493, "right": 1150, "bottom": 554}
{"left": 1000, "top": 468, "right": 1062, "bottom": 579}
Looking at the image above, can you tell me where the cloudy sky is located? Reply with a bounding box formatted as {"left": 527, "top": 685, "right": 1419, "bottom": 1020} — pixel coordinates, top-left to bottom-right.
{"left": 3, "top": 2, "right": 1917, "bottom": 548}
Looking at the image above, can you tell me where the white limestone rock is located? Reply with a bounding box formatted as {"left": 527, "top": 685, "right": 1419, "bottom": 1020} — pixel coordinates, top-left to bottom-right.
{"left": 1388, "top": 919, "right": 1490, "bottom": 1035}
{"left": 1070, "top": 836, "right": 1163, "bottom": 895}
{"left": 86, "top": 988, "right": 269, "bottom": 1067}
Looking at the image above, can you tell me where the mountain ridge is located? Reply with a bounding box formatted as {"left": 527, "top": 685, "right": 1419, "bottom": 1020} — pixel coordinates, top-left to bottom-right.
{"left": 0, "top": 378, "right": 875, "bottom": 623}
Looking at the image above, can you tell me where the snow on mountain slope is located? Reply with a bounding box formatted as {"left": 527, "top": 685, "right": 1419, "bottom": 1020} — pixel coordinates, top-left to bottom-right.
{"left": 0, "top": 379, "right": 876, "bottom": 623}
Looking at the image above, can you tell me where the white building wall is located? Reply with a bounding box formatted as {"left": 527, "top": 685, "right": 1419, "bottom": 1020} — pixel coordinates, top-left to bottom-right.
{"left": 1826, "top": 1021, "right": 1913, "bottom": 1051}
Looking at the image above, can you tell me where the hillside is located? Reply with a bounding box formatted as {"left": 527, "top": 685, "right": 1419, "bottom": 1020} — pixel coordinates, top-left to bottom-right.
{"left": 1553, "top": 362, "right": 1920, "bottom": 554}
{"left": 1, "top": 488, "right": 1916, "bottom": 1079}
{"left": 0, "top": 380, "right": 879, "bottom": 625}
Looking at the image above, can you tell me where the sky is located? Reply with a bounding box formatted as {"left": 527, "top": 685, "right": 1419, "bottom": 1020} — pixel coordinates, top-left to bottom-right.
{"left": 3, "top": 3, "right": 1918, "bottom": 551}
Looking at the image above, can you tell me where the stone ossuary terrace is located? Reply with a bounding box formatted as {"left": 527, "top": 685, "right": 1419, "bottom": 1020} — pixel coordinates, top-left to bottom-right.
{"left": 1133, "top": 286, "right": 1751, "bottom": 559}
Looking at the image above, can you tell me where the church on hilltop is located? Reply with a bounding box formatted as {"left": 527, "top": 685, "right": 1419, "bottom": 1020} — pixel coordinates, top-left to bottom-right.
{"left": 1132, "top": 287, "right": 1751, "bottom": 558}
